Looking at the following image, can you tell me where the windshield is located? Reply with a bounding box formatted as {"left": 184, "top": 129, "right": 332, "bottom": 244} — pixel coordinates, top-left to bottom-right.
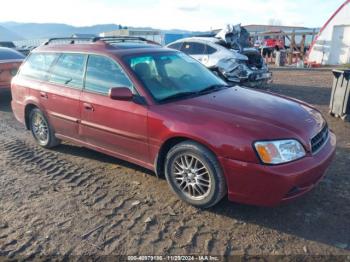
{"left": 0, "top": 42, "right": 16, "bottom": 48}
{"left": 123, "top": 52, "right": 227, "bottom": 102}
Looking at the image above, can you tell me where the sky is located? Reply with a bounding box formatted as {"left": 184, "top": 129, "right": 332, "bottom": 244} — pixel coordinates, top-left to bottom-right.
{"left": 1, "top": 0, "right": 347, "bottom": 31}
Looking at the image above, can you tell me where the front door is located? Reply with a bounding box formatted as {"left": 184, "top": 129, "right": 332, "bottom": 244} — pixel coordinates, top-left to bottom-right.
{"left": 181, "top": 41, "right": 209, "bottom": 64}
{"left": 79, "top": 55, "right": 149, "bottom": 165}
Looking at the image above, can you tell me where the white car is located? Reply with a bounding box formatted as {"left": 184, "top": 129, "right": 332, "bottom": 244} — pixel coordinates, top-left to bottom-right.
{"left": 166, "top": 36, "right": 272, "bottom": 87}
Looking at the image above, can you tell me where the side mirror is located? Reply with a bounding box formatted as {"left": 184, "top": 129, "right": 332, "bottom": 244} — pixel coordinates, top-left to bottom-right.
{"left": 109, "top": 87, "right": 133, "bottom": 101}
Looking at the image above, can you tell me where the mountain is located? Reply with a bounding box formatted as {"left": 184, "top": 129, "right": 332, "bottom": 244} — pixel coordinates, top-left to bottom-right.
{"left": 0, "top": 22, "right": 202, "bottom": 41}
{"left": 0, "top": 22, "right": 122, "bottom": 39}
{"left": 0, "top": 25, "right": 23, "bottom": 41}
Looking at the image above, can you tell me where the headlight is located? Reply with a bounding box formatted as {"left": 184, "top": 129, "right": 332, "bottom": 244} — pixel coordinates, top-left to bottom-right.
{"left": 254, "top": 139, "right": 305, "bottom": 164}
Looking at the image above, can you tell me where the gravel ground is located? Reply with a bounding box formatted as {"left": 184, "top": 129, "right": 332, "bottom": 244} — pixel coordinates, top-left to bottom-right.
{"left": 0, "top": 69, "right": 349, "bottom": 259}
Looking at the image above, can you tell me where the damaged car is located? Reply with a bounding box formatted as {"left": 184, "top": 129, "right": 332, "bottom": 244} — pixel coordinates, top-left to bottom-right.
{"left": 166, "top": 24, "right": 272, "bottom": 88}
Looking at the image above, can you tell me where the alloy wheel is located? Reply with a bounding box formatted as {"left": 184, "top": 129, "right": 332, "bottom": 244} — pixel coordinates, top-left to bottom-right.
{"left": 172, "top": 154, "right": 212, "bottom": 200}
{"left": 31, "top": 112, "right": 49, "bottom": 144}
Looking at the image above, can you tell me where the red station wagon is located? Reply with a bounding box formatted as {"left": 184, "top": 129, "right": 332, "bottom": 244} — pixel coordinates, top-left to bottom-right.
{"left": 11, "top": 37, "right": 336, "bottom": 208}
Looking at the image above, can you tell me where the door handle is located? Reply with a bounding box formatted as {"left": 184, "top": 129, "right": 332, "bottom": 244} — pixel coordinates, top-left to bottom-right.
{"left": 83, "top": 103, "right": 94, "bottom": 112}
{"left": 40, "top": 91, "right": 48, "bottom": 99}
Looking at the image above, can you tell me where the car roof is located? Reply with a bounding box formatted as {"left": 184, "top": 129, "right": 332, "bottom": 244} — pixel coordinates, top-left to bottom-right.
{"left": 33, "top": 41, "right": 171, "bottom": 58}
{"left": 172, "top": 37, "right": 221, "bottom": 44}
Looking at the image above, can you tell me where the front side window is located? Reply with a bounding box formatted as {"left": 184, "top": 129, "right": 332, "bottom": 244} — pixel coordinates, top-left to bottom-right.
{"left": 205, "top": 45, "right": 217, "bottom": 55}
{"left": 19, "top": 53, "right": 57, "bottom": 81}
{"left": 85, "top": 55, "right": 133, "bottom": 95}
{"left": 49, "top": 53, "right": 86, "bottom": 88}
{"left": 167, "top": 42, "right": 183, "bottom": 51}
{"left": 124, "top": 52, "right": 227, "bottom": 102}
{"left": 181, "top": 42, "right": 206, "bottom": 55}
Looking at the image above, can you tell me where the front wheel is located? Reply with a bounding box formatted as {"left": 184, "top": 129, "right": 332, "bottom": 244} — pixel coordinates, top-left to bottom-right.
{"left": 165, "top": 141, "right": 227, "bottom": 208}
{"left": 29, "top": 108, "right": 61, "bottom": 148}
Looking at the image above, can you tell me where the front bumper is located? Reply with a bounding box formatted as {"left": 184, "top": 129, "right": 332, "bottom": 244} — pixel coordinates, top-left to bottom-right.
{"left": 220, "top": 131, "right": 336, "bottom": 207}
{"left": 248, "top": 71, "right": 272, "bottom": 82}
{"left": 225, "top": 69, "right": 272, "bottom": 84}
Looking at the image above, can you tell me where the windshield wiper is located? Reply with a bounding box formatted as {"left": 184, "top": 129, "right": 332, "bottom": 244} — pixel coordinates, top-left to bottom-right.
{"left": 158, "top": 85, "right": 230, "bottom": 103}
{"left": 197, "top": 84, "right": 230, "bottom": 94}
{"left": 159, "top": 91, "right": 197, "bottom": 102}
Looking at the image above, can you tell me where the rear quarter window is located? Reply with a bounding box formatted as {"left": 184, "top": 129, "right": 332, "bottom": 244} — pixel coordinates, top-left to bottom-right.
{"left": 19, "top": 53, "right": 58, "bottom": 81}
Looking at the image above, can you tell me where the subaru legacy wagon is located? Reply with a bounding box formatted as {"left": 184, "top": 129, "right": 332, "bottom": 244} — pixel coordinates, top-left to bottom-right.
{"left": 11, "top": 37, "right": 336, "bottom": 208}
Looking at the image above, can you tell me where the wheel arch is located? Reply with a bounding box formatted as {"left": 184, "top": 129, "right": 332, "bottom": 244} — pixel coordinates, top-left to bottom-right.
{"left": 154, "top": 135, "right": 219, "bottom": 177}
{"left": 24, "top": 103, "right": 39, "bottom": 130}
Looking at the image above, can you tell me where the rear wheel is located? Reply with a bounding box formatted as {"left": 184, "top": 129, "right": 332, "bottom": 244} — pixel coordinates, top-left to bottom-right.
{"left": 29, "top": 108, "right": 60, "bottom": 148}
{"left": 165, "top": 141, "right": 227, "bottom": 208}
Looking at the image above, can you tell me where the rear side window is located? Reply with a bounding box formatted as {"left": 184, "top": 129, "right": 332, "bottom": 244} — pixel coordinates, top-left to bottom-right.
{"left": 85, "top": 55, "right": 133, "bottom": 95}
{"left": 167, "top": 42, "right": 183, "bottom": 50}
{"left": 181, "top": 42, "right": 205, "bottom": 55}
{"left": 19, "top": 53, "right": 57, "bottom": 81}
{"left": 49, "top": 54, "right": 86, "bottom": 88}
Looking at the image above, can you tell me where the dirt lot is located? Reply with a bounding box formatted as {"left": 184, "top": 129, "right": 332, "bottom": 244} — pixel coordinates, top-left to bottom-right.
{"left": 0, "top": 69, "right": 349, "bottom": 259}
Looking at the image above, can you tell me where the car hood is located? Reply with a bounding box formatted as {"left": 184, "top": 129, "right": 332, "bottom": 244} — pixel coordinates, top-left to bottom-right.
{"left": 164, "top": 86, "right": 325, "bottom": 150}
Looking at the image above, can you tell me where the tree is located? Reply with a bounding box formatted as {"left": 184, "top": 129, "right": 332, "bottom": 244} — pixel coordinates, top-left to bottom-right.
{"left": 268, "top": 18, "right": 282, "bottom": 26}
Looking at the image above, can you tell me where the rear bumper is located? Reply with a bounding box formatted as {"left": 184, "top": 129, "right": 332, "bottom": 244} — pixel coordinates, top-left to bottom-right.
{"left": 220, "top": 131, "right": 336, "bottom": 207}
{"left": 0, "top": 84, "right": 10, "bottom": 89}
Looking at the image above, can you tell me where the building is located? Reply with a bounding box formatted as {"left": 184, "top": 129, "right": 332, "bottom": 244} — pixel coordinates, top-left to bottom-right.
{"left": 308, "top": 0, "right": 350, "bottom": 65}
{"left": 100, "top": 28, "right": 162, "bottom": 44}
{"left": 71, "top": 33, "right": 97, "bottom": 38}
{"left": 244, "top": 24, "right": 309, "bottom": 33}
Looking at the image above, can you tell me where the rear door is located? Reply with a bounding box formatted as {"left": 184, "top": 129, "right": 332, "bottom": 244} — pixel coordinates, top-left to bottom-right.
{"left": 79, "top": 55, "right": 149, "bottom": 164}
{"left": 15, "top": 52, "right": 58, "bottom": 112}
{"left": 42, "top": 53, "right": 87, "bottom": 139}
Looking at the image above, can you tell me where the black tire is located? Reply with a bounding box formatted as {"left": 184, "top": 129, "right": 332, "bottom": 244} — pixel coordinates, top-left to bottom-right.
{"left": 29, "top": 108, "right": 61, "bottom": 148}
{"left": 165, "top": 141, "right": 227, "bottom": 208}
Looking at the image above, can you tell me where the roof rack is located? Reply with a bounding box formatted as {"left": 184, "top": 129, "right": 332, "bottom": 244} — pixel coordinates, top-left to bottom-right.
{"left": 43, "top": 36, "right": 161, "bottom": 46}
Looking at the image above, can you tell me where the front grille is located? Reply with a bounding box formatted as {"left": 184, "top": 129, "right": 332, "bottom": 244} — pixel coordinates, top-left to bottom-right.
{"left": 311, "top": 124, "right": 329, "bottom": 153}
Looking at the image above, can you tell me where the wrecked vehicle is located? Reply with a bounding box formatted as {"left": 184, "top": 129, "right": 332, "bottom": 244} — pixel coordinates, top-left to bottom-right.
{"left": 166, "top": 24, "right": 272, "bottom": 88}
